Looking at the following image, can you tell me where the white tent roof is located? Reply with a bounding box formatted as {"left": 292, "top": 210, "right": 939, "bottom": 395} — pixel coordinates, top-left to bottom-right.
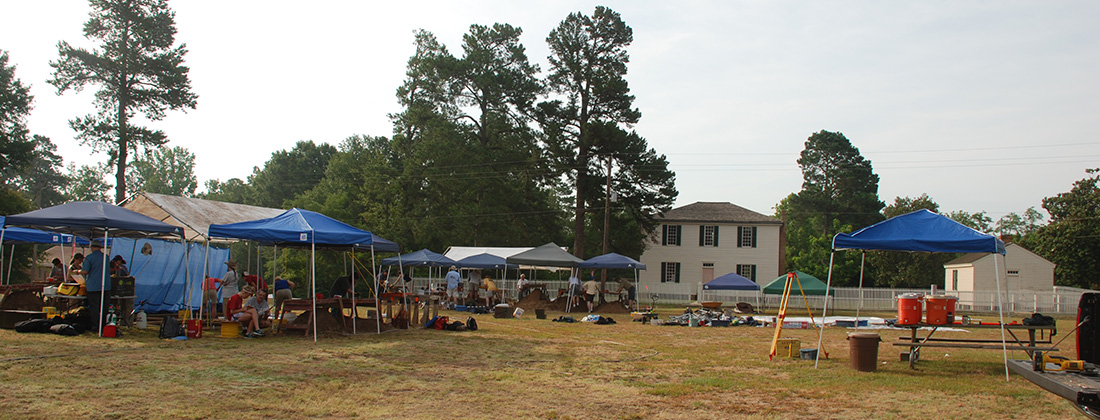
{"left": 444, "top": 246, "right": 569, "bottom": 272}
{"left": 120, "top": 192, "right": 286, "bottom": 243}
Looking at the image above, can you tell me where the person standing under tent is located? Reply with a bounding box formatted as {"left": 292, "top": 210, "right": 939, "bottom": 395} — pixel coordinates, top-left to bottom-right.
{"left": 466, "top": 269, "right": 481, "bottom": 305}
{"left": 445, "top": 266, "right": 461, "bottom": 308}
{"left": 79, "top": 242, "right": 109, "bottom": 331}
{"left": 516, "top": 274, "right": 530, "bottom": 300}
{"left": 273, "top": 276, "right": 295, "bottom": 320}
{"left": 48, "top": 258, "right": 65, "bottom": 282}
{"left": 481, "top": 276, "right": 498, "bottom": 307}
{"left": 110, "top": 255, "right": 129, "bottom": 277}
{"left": 202, "top": 276, "right": 221, "bottom": 321}
{"left": 221, "top": 260, "right": 240, "bottom": 318}
{"left": 68, "top": 253, "right": 84, "bottom": 282}
{"left": 582, "top": 276, "right": 600, "bottom": 313}
{"left": 568, "top": 271, "right": 582, "bottom": 311}
{"left": 614, "top": 277, "right": 636, "bottom": 309}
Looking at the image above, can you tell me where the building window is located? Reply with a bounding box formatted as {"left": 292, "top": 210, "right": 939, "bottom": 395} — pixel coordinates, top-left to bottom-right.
{"left": 1007, "top": 270, "right": 1020, "bottom": 276}
{"left": 699, "top": 225, "right": 719, "bottom": 247}
{"left": 660, "top": 262, "right": 681, "bottom": 283}
{"left": 736, "top": 264, "right": 756, "bottom": 281}
{"left": 737, "top": 226, "right": 757, "bottom": 248}
{"left": 952, "top": 270, "right": 958, "bottom": 290}
{"left": 662, "top": 225, "right": 682, "bottom": 246}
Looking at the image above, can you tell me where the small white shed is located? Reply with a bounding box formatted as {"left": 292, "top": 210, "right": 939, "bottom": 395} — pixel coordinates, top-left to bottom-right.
{"left": 944, "top": 243, "right": 1055, "bottom": 292}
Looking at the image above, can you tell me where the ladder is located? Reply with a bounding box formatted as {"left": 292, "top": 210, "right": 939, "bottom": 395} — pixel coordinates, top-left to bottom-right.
{"left": 768, "top": 272, "right": 828, "bottom": 360}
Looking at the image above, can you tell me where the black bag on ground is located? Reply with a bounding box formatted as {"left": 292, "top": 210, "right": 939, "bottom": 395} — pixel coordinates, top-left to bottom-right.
{"left": 1023, "top": 313, "right": 1055, "bottom": 327}
{"left": 466, "top": 316, "right": 478, "bottom": 331}
{"left": 159, "top": 316, "right": 182, "bottom": 338}
{"left": 445, "top": 321, "right": 467, "bottom": 331}
{"left": 14, "top": 318, "right": 55, "bottom": 333}
{"left": 49, "top": 324, "right": 79, "bottom": 336}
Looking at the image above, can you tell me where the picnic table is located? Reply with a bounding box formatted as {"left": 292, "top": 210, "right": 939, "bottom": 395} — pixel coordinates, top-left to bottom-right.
{"left": 893, "top": 322, "right": 1058, "bottom": 368}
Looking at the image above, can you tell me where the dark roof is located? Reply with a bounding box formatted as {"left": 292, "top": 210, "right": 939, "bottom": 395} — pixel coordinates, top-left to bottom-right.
{"left": 945, "top": 253, "right": 986, "bottom": 265}
{"left": 659, "top": 202, "right": 781, "bottom": 225}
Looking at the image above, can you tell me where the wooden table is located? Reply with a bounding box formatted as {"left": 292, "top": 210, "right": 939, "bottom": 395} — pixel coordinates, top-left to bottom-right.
{"left": 893, "top": 323, "right": 1058, "bottom": 368}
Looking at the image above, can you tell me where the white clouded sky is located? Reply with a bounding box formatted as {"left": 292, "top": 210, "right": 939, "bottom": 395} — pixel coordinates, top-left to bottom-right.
{"left": 2, "top": 1, "right": 1098, "bottom": 220}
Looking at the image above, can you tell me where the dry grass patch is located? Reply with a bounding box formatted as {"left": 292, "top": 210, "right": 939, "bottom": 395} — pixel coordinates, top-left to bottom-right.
{"left": 0, "top": 308, "right": 1083, "bottom": 419}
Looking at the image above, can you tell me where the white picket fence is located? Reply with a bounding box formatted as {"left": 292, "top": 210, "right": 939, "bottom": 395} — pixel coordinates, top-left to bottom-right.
{"left": 689, "top": 286, "right": 1095, "bottom": 315}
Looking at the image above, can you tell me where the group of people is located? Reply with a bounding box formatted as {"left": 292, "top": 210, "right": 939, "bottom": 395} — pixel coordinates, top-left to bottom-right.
{"left": 444, "top": 266, "right": 503, "bottom": 307}
{"left": 200, "top": 259, "right": 297, "bottom": 335}
{"left": 569, "top": 271, "right": 636, "bottom": 312}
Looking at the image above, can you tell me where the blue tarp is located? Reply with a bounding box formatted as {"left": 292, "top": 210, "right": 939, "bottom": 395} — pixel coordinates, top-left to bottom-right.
{"left": 578, "top": 253, "right": 647, "bottom": 270}
{"left": 703, "top": 272, "right": 759, "bottom": 290}
{"left": 2, "top": 201, "right": 184, "bottom": 239}
{"left": 832, "top": 209, "right": 1005, "bottom": 255}
{"left": 456, "top": 253, "right": 517, "bottom": 270}
{"left": 208, "top": 208, "right": 399, "bottom": 251}
{"left": 382, "top": 249, "right": 456, "bottom": 267}
{"left": 108, "top": 238, "right": 230, "bottom": 313}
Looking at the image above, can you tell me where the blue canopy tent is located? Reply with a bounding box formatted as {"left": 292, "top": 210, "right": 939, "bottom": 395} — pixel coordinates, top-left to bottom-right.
{"left": 0, "top": 215, "right": 74, "bottom": 285}
{"left": 579, "top": 253, "right": 646, "bottom": 311}
{"left": 3, "top": 202, "right": 185, "bottom": 336}
{"left": 704, "top": 272, "right": 759, "bottom": 290}
{"left": 815, "top": 209, "right": 1009, "bottom": 375}
{"left": 208, "top": 208, "right": 399, "bottom": 340}
{"left": 381, "top": 249, "right": 457, "bottom": 296}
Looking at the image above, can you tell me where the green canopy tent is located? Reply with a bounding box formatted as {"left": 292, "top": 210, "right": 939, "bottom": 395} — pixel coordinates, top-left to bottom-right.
{"left": 762, "top": 271, "right": 835, "bottom": 296}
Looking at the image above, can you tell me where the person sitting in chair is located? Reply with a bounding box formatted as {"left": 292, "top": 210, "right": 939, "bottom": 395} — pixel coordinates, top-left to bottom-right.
{"left": 242, "top": 291, "right": 272, "bottom": 337}
{"left": 226, "top": 285, "right": 262, "bottom": 338}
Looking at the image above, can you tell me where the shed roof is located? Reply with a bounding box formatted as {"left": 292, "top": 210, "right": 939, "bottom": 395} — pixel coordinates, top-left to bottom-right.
{"left": 659, "top": 202, "right": 781, "bottom": 224}
{"left": 120, "top": 192, "right": 285, "bottom": 242}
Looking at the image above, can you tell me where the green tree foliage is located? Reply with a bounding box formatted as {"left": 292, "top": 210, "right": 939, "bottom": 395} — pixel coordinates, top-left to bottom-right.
{"left": 49, "top": 0, "right": 197, "bottom": 204}
{"left": 247, "top": 140, "right": 336, "bottom": 209}
{"left": 0, "top": 50, "right": 35, "bottom": 185}
{"left": 776, "top": 130, "right": 884, "bottom": 286}
{"left": 946, "top": 210, "right": 994, "bottom": 233}
{"left": 127, "top": 145, "right": 197, "bottom": 196}
{"left": 200, "top": 178, "right": 250, "bottom": 204}
{"left": 578, "top": 122, "right": 676, "bottom": 259}
{"left": 9, "top": 135, "right": 70, "bottom": 208}
{"left": 65, "top": 162, "right": 113, "bottom": 202}
{"left": 868, "top": 195, "right": 955, "bottom": 288}
{"left": 541, "top": 6, "right": 642, "bottom": 257}
{"left": 1018, "top": 170, "right": 1100, "bottom": 289}
{"left": 996, "top": 207, "right": 1045, "bottom": 242}
{"left": 0, "top": 188, "right": 35, "bottom": 284}
{"left": 379, "top": 27, "right": 566, "bottom": 250}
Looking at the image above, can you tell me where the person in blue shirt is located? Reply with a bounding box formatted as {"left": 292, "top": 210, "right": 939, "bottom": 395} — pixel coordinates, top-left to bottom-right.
{"left": 445, "top": 266, "right": 461, "bottom": 308}
{"left": 80, "top": 242, "right": 110, "bottom": 333}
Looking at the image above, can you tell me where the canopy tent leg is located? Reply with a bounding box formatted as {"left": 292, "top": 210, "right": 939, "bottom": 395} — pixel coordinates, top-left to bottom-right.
{"left": 994, "top": 253, "right": 1009, "bottom": 381}
{"left": 372, "top": 246, "right": 380, "bottom": 335}
{"left": 0, "top": 230, "right": 6, "bottom": 285}
{"left": 311, "top": 240, "right": 317, "bottom": 342}
{"left": 815, "top": 251, "right": 837, "bottom": 369}
{"left": 98, "top": 231, "right": 109, "bottom": 337}
{"left": 351, "top": 248, "right": 357, "bottom": 335}
{"left": 273, "top": 246, "right": 278, "bottom": 282}
{"left": 4, "top": 244, "right": 13, "bottom": 286}
{"left": 855, "top": 251, "right": 866, "bottom": 328}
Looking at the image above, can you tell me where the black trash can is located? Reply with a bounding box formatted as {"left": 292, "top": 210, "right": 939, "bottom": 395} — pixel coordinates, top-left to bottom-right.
{"left": 847, "top": 332, "right": 881, "bottom": 372}
{"left": 535, "top": 309, "right": 546, "bottom": 319}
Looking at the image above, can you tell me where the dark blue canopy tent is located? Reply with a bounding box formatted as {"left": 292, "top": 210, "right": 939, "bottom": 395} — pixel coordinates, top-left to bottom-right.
{"left": 381, "top": 249, "right": 457, "bottom": 295}
{"left": 578, "top": 253, "right": 646, "bottom": 311}
{"left": 0, "top": 215, "right": 74, "bottom": 285}
{"left": 208, "top": 208, "right": 399, "bottom": 340}
{"left": 815, "top": 209, "right": 1009, "bottom": 374}
{"left": 3, "top": 202, "right": 185, "bottom": 336}
{"left": 456, "top": 253, "right": 516, "bottom": 270}
{"left": 703, "top": 272, "right": 759, "bottom": 290}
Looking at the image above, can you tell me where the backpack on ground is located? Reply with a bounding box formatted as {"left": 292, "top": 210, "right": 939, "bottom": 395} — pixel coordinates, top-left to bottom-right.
{"left": 466, "top": 316, "right": 478, "bottom": 331}
{"left": 159, "top": 316, "right": 182, "bottom": 338}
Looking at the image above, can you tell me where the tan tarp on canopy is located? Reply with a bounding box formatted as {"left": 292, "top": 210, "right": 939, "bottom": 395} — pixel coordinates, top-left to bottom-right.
{"left": 120, "top": 192, "right": 285, "bottom": 243}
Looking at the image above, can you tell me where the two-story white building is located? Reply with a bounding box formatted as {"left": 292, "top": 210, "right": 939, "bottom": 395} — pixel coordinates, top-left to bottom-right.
{"left": 638, "top": 202, "right": 783, "bottom": 302}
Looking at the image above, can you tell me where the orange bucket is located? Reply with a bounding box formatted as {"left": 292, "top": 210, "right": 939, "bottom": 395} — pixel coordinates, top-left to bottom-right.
{"left": 185, "top": 319, "right": 203, "bottom": 338}
{"left": 896, "top": 294, "right": 923, "bottom": 325}
{"left": 925, "top": 295, "right": 957, "bottom": 325}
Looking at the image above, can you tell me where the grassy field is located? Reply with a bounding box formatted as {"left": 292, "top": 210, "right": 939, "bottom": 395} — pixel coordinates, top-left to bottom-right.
{"left": 0, "top": 307, "right": 1083, "bottom": 419}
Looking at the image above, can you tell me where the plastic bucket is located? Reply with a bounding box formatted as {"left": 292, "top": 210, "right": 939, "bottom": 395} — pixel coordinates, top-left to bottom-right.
{"left": 101, "top": 324, "right": 118, "bottom": 338}
{"left": 896, "top": 293, "right": 923, "bottom": 325}
{"left": 800, "top": 348, "right": 818, "bottom": 360}
{"left": 925, "top": 295, "right": 958, "bottom": 325}
{"left": 535, "top": 309, "right": 547, "bottom": 319}
{"left": 185, "top": 319, "right": 203, "bottom": 339}
{"left": 219, "top": 320, "right": 239, "bottom": 338}
{"left": 847, "top": 332, "right": 881, "bottom": 372}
